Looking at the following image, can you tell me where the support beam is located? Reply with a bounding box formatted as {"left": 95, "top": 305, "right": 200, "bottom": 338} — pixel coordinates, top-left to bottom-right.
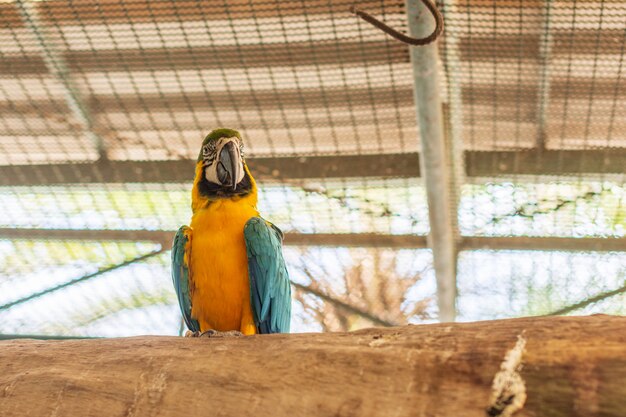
{"left": 1, "top": 228, "right": 624, "bottom": 252}
{"left": 406, "top": 0, "right": 458, "bottom": 322}
{"left": 465, "top": 149, "right": 626, "bottom": 177}
{"left": 0, "top": 150, "right": 624, "bottom": 186}
{"left": 441, "top": 0, "right": 466, "bottom": 197}
{"left": 284, "top": 233, "right": 428, "bottom": 249}
{"left": 536, "top": 0, "right": 554, "bottom": 149}
{"left": 0, "top": 228, "right": 175, "bottom": 248}
{"left": 15, "top": 0, "right": 106, "bottom": 158}
{"left": 2, "top": 32, "right": 625, "bottom": 76}
{"left": 2, "top": 79, "right": 623, "bottom": 117}
{"left": 0, "top": 229, "right": 430, "bottom": 250}
{"left": 0, "top": 249, "right": 164, "bottom": 311}
{"left": 2, "top": 1, "right": 387, "bottom": 27}
{"left": 547, "top": 281, "right": 626, "bottom": 316}
{"left": 462, "top": 236, "right": 626, "bottom": 253}
{"left": 440, "top": 0, "right": 466, "bottom": 317}
{"left": 0, "top": 41, "right": 408, "bottom": 74}
{"left": 0, "top": 153, "right": 420, "bottom": 186}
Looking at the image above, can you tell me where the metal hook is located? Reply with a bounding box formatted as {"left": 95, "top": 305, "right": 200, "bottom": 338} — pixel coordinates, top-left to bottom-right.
{"left": 350, "top": 0, "right": 444, "bottom": 46}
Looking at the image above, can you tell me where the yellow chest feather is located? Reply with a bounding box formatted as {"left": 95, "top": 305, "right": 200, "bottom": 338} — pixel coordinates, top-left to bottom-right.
{"left": 189, "top": 198, "right": 259, "bottom": 334}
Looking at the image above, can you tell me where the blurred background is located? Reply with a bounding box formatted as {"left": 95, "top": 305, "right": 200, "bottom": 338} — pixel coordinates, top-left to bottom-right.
{"left": 0, "top": 0, "right": 624, "bottom": 338}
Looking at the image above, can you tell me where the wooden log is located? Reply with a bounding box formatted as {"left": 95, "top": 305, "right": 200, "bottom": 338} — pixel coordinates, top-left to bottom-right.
{"left": 0, "top": 315, "right": 624, "bottom": 417}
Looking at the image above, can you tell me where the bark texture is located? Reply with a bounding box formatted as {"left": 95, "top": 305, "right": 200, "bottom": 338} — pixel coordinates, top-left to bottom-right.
{"left": 0, "top": 315, "right": 624, "bottom": 417}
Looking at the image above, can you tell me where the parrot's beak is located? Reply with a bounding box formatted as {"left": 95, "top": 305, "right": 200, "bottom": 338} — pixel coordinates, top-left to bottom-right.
{"left": 217, "top": 140, "right": 241, "bottom": 190}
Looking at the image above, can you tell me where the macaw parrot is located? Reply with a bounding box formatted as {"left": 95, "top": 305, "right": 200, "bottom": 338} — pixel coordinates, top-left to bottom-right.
{"left": 171, "top": 128, "right": 291, "bottom": 336}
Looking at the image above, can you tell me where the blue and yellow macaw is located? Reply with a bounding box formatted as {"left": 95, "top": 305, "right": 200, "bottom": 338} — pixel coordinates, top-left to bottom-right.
{"left": 171, "top": 128, "right": 291, "bottom": 336}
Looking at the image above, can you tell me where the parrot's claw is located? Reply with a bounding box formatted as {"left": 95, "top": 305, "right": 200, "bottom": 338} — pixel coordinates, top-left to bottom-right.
{"left": 184, "top": 330, "right": 201, "bottom": 337}
{"left": 199, "top": 329, "right": 244, "bottom": 338}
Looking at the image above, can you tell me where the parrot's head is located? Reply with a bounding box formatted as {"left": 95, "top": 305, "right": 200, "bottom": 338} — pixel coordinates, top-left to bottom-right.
{"left": 193, "top": 128, "right": 254, "bottom": 202}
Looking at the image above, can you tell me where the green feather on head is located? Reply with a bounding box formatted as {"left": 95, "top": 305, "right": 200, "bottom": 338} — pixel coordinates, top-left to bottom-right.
{"left": 197, "top": 128, "right": 242, "bottom": 162}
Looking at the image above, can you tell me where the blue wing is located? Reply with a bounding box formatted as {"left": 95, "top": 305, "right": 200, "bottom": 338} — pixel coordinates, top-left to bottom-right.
{"left": 171, "top": 226, "right": 200, "bottom": 333}
{"left": 244, "top": 217, "right": 292, "bottom": 334}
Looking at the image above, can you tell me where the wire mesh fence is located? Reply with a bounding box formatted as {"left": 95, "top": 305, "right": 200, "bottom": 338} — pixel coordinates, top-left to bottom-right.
{"left": 0, "top": 0, "right": 624, "bottom": 338}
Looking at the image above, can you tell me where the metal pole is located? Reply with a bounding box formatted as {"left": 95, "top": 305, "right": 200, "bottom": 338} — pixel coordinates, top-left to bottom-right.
{"left": 406, "top": 0, "right": 458, "bottom": 321}
{"left": 536, "top": 0, "right": 554, "bottom": 150}
{"left": 0, "top": 249, "right": 164, "bottom": 311}
{"left": 16, "top": 0, "right": 107, "bottom": 159}
{"left": 546, "top": 281, "right": 626, "bottom": 316}
{"left": 441, "top": 0, "right": 466, "bottom": 194}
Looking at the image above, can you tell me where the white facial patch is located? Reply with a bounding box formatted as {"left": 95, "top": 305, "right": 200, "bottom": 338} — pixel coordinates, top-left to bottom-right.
{"left": 203, "top": 137, "right": 245, "bottom": 185}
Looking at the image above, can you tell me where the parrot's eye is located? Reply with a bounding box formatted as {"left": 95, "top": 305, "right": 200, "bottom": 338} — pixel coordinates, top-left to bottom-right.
{"left": 202, "top": 142, "right": 217, "bottom": 166}
{"left": 202, "top": 143, "right": 216, "bottom": 157}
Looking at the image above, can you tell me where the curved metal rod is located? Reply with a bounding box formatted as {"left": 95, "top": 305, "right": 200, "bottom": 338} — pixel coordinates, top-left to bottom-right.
{"left": 350, "top": 0, "right": 444, "bottom": 46}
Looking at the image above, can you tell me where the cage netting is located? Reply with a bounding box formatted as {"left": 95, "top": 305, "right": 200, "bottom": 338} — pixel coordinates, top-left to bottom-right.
{"left": 0, "top": 0, "right": 624, "bottom": 337}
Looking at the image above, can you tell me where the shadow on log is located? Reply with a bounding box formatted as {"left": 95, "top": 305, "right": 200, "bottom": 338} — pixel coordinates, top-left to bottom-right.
{"left": 0, "top": 315, "right": 624, "bottom": 416}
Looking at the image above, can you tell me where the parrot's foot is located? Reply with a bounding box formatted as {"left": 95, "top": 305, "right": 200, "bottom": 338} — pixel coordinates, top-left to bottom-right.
{"left": 199, "top": 329, "right": 244, "bottom": 338}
